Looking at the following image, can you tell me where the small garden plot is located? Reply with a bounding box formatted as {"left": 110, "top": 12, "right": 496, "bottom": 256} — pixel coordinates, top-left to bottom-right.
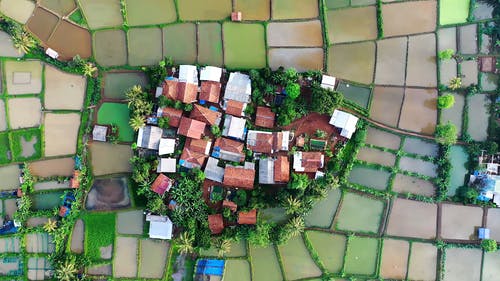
{"left": 4, "top": 60, "right": 42, "bottom": 95}
{"left": 128, "top": 28, "right": 163, "bottom": 66}
{"left": 344, "top": 236, "right": 379, "bottom": 276}
{"left": 268, "top": 48, "right": 324, "bottom": 72}
{"left": 278, "top": 236, "right": 322, "bottom": 280}
{"left": 0, "top": 31, "right": 23, "bottom": 57}
{"left": 370, "top": 86, "right": 404, "bottom": 127}
{"left": 27, "top": 257, "right": 51, "bottom": 280}
{"left": 392, "top": 174, "right": 435, "bottom": 196}
{"left": 125, "top": 0, "right": 176, "bottom": 26}
{"left": 235, "top": 0, "right": 270, "bottom": 20}
{"left": 117, "top": 210, "right": 143, "bottom": 235}
{"left": 40, "top": 0, "right": 76, "bottom": 16}
{"left": 305, "top": 188, "right": 341, "bottom": 228}
{"left": 97, "top": 102, "right": 134, "bottom": 142}
{"left": 0, "top": 237, "right": 20, "bottom": 253}
{"left": 139, "top": 239, "right": 169, "bottom": 278}
{"left": 365, "top": 127, "right": 401, "bottom": 150}
{"left": 467, "top": 94, "right": 490, "bottom": 141}
{"left": 7, "top": 97, "right": 42, "bottom": 129}
{"left": 93, "top": 30, "right": 128, "bottom": 67}
{"left": 85, "top": 177, "right": 131, "bottom": 210}
{"left": 348, "top": 165, "right": 390, "bottom": 190}
{"left": 403, "top": 137, "right": 438, "bottom": 157}
{"left": 44, "top": 65, "right": 86, "bottom": 110}
{"left": 47, "top": 20, "right": 92, "bottom": 60}
{"left": 335, "top": 192, "right": 385, "bottom": 233}
{"left": 198, "top": 23, "right": 223, "bottom": 66}
{"left": 379, "top": 239, "right": 409, "bottom": 280}
{"left": 486, "top": 208, "right": 500, "bottom": 241}
{"left": 382, "top": 1, "right": 436, "bottom": 37}
{"left": 27, "top": 217, "right": 50, "bottom": 228}
{"left": 70, "top": 219, "right": 84, "bottom": 254}
{"left": 386, "top": 198, "right": 437, "bottom": 239}
{"left": 0, "top": 132, "right": 10, "bottom": 164}
{"left": 177, "top": 0, "right": 231, "bottom": 20}
{"left": 79, "top": 0, "right": 123, "bottom": 29}
{"left": 31, "top": 191, "right": 64, "bottom": 210}
{"left": 26, "top": 233, "right": 54, "bottom": 253}
{"left": 267, "top": 20, "right": 323, "bottom": 47}
{"left": 440, "top": 0, "right": 470, "bottom": 25}
{"left": 443, "top": 248, "right": 482, "bottom": 281}
{"left": 27, "top": 7, "right": 59, "bottom": 42}
{"left": 459, "top": 24, "right": 478, "bottom": 54}
{"left": 448, "top": 145, "right": 468, "bottom": 196}
{"left": 440, "top": 93, "right": 464, "bottom": 134}
{"left": 33, "top": 181, "right": 69, "bottom": 191}
{"left": 223, "top": 23, "right": 266, "bottom": 69}
{"left": 163, "top": 23, "right": 197, "bottom": 65}
{"left": 440, "top": 204, "right": 483, "bottom": 240}
{"left": 224, "top": 260, "right": 251, "bottom": 281}
{"left": 399, "top": 157, "right": 437, "bottom": 178}
{"left": 336, "top": 82, "right": 371, "bottom": 109}
{"left": 272, "top": 0, "right": 318, "bottom": 20}
{"left": 375, "top": 37, "right": 407, "bottom": 86}
{"left": 328, "top": 41, "right": 375, "bottom": 85}
{"left": 398, "top": 88, "right": 437, "bottom": 135}
{"left": 440, "top": 60, "right": 458, "bottom": 85}
{"left": 200, "top": 240, "right": 247, "bottom": 257}
{"left": 406, "top": 34, "right": 437, "bottom": 87}
{"left": 326, "top": 6, "right": 377, "bottom": 44}
{"left": 87, "top": 264, "right": 112, "bottom": 276}
{"left": 482, "top": 250, "right": 500, "bottom": 281}
{"left": 438, "top": 27, "right": 457, "bottom": 52}
{"left": 0, "top": 0, "right": 35, "bottom": 24}
{"left": 9, "top": 128, "right": 41, "bottom": 161}
{"left": 82, "top": 212, "right": 116, "bottom": 261}
{"left": 89, "top": 143, "right": 132, "bottom": 176}
{"left": 114, "top": 237, "right": 138, "bottom": 278}
{"left": 306, "top": 231, "right": 346, "bottom": 273}
{"left": 43, "top": 113, "right": 80, "bottom": 157}
{"left": 357, "top": 147, "right": 396, "bottom": 167}
{"left": 460, "top": 60, "right": 478, "bottom": 86}
{"left": 481, "top": 73, "right": 498, "bottom": 91}
{"left": 260, "top": 207, "right": 289, "bottom": 223}
{"left": 4, "top": 199, "right": 16, "bottom": 218}
{"left": 407, "top": 242, "right": 437, "bottom": 281}
{"left": 250, "top": 245, "right": 283, "bottom": 281}
{"left": 28, "top": 157, "right": 74, "bottom": 177}
{"left": 103, "top": 72, "right": 148, "bottom": 100}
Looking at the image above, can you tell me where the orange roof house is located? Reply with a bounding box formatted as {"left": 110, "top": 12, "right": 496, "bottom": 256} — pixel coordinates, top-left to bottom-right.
{"left": 224, "top": 100, "right": 246, "bottom": 116}
{"left": 200, "top": 81, "right": 221, "bottom": 103}
{"left": 255, "top": 106, "right": 275, "bottom": 128}
{"left": 190, "top": 104, "right": 222, "bottom": 126}
{"left": 160, "top": 107, "right": 183, "bottom": 127}
{"left": 177, "top": 117, "right": 206, "bottom": 139}
{"left": 177, "top": 82, "right": 198, "bottom": 103}
{"left": 151, "top": 174, "right": 174, "bottom": 195}
{"left": 274, "top": 156, "right": 290, "bottom": 183}
{"left": 180, "top": 138, "right": 212, "bottom": 169}
{"left": 293, "top": 152, "right": 324, "bottom": 173}
{"left": 223, "top": 200, "right": 237, "bottom": 212}
{"left": 162, "top": 80, "right": 179, "bottom": 100}
{"left": 213, "top": 137, "right": 245, "bottom": 162}
{"left": 223, "top": 165, "right": 255, "bottom": 189}
{"left": 246, "top": 131, "right": 274, "bottom": 154}
{"left": 208, "top": 214, "right": 224, "bottom": 234}
{"left": 238, "top": 209, "right": 257, "bottom": 225}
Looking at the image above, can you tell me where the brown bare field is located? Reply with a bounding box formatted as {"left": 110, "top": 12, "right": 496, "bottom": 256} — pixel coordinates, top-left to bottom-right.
{"left": 44, "top": 113, "right": 81, "bottom": 157}
{"left": 386, "top": 198, "right": 437, "bottom": 239}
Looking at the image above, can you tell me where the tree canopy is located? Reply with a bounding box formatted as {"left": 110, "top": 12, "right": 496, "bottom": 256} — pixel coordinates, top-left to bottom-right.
{"left": 435, "top": 122, "right": 458, "bottom": 145}
{"left": 438, "top": 94, "right": 455, "bottom": 109}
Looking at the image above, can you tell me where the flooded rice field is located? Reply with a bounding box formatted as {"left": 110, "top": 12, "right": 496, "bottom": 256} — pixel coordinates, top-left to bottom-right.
{"left": 70, "top": 219, "right": 84, "bottom": 254}
{"left": 380, "top": 239, "right": 409, "bottom": 279}
{"left": 481, "top": 73, "right": 498, "bottom": 91}
{"left": 460, "top": 60, "right": 478, "bottom": 87}
{"left": 268, "top": 48, "right": 323, "bottom": 72}
{"left": 28, "top": 157, "right": 74, "bottom": 177}
{"left": 348, "top": 165, "right": 390, "bottom": 190}
{"left": 406, "top": 34, "right": 437, "bottom": 87}
{"left": 89, "top": 142, "right": 132, "bottom": 176}
{"left": 306, "top": 231, "right": 346, "bottom": 273}
{"left": 440, "top": 0, "right": 469, "bottom": 25}
{"left": 365, "top": 127, "right": 401, "bottom": 150}
{"left": 328, "top": 41, "right": 375, "bottom": 85}
{"left": 440, "top": 204, "right": 483, "bottom": 240}
{"left": 336, "top": 82, "right": 371, "bottom": 109}
{"left": 139, "top": 239, "right": 169, "bottom": 278}
{"left": 305, "top": 188, "right": 341, "bottom": 228}
{"left": 0, "top": 257, "right": 22, "bottom": 276}
{"left": 128, "top": 28, "right": 163, "bottom": 66}
{"left": 438, "top": 27, "right": 457, "bottom": 52}
{"left": 31, "top": 191, "right": 64, "bottom": 210}
{"left": 163, "top": 23, "right": 197, "bottom": 65}
{"left": 250, "top": 245, "right": 283, "bottom": 281}
{"left": 407, "top": 242, "right": 437, "bottom": 280}
{"left": 440, "top": 93, "right": 464, "bottom": 135}
{"left": 0, "top": 31, "right": 23, "bottom": 57}
{"left": 398, "top": 88, "right": 437, "bottom": 135}
{"left": 392, "top": 174, "right": 435, "bottom": 196}
{"left": 403, "top": 137, "right": 438, "bottom": 157}
{"left": 85, "top": 177, "right": 131, "bottom": 210}
{"left": 0, "top": 164, "right": 20, "bottom": 191}
{"left": 278, "top": 236, "right": 321, "bottom": 280}
{"left": 27, "top": 7, "right": 59, "bottom": 42}
{"left": 382, "top": 1, "right": 436, "bottom": 37}
{"left": 125, "top": 0, "right": 176, "bottom": 26}
{"left": 327, "top": 6, "right": 377, "bottom": 44}
{"left": 467, "top": 94, "right": 490, "bottom": 141}
{"left": 0, "top": 237, "right": 20, "bottom": 253}
{"left": 26, "top": 232, "right": 55, "bottom": 253}
{"left": 44, "top": 113, "right": 81, "bottom": 157}
{"left": 357, "top": 146, "right": 396, "bottom": 167}
{"left": 4, "top": 199, "right": 17, "bottom": 218}
{"left": 336, "top": 192, "right": 384, "bottom": 233}
{"left": 399, "top": 157, "right": 437, "bottom": 178}
{"left": 44, "top": 65, "right": 86, "bottom": 110}
{"left": 103, "top": 72, "right": 148, "bottom": 100}
{"left": 87, "top": 264, "right": 112, "bottom": 276}
{"left": 117, "top": 210, "right": 143, "bottom": 235}
{"left": 0, "top": 0, "right": 35, "bottom": 24}
{"left": 201, "top": 240, "right": 246, "bottom": 257}
{"left": 486, "top": 208, "right": 500, "bottom": 241}
{"left": 94, "top": 30, "right": 127, "bottom": 67}
{"left": 440, "top": 60, "right": 458, "bottom": 85}
{"left": 177, "top": 0, "right": 231, "bottom": 21}
{"left": 375, "top": 37, "right": 407, "bottom": 86}
{"left": 386, "top": 198, "right": 437, "bottom": 239}
{"left": 443, "top": 248, "right": 482, "bottom": 281}
{"left": 5, "top": 60, "right": 43, "bottom": 95}
{"left": 459, "top": 24, "right": 478, "bottom": 55}
{"left": 235, "top": 0, "right": 270, "bottom": 20}
{"left": 272, "top": 0, "right": 318, "bottom": 20}
{"left": 482, "top": 251, "right": 500, "bottom": 281}
{"left": 8, "top": 97, "right": 42, "bottom": 129}
{"left": 448, "top": 145, "right": 468, "bottom": 196}
{"left": 40, "top": 0, "right": 76, "bottom": 16}
{"left": 47, "top": 21, "right": 92, "bottom": 60}
{"left": 113, "top": 237, "right": 138, "bottom": 278}
{"left": 27, "top": 257, "right": 51, "bottom": 280}
{"left": 223, "top": 23, "right": 266, "bottom": 69}
{"left": 198, "top": 23, "right": 223, "bottom": 66}
{"left": 344, "top": 236, "right": 379, "bottom": 276}
{"left": 79, "top": 0, "right": 123, "bottom": 29}
{"left": 224, "top": 260, "right": 251, "bottom": 281}
{"left": 267, "top": 20, "right": 323, "bottom": 47}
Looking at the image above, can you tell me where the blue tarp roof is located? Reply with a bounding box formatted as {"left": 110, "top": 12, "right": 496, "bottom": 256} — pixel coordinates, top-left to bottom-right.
{"left": 196, "top": 259, "right": 225, "bottom": 276}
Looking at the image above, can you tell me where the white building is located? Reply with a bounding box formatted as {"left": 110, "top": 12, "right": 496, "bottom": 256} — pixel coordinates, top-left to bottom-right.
{"left": 157, "top": 158, "right": 177, "bottom": 173}
{"left": 321, "top": 75, "right": 336, "bottom": 90}
{"left": 222, "top": 115, "right": 246, "bottom": 140}
{"left": 159, "top": 138, "right": 176, "bottom": 155}
{"left": 329, "top": 110, "right": 359, "bottom": 139}
{"left": 224, "top": 72, "right": 251, "bottom": 103}
{"left": 200, "top": 66, "right": 223, "bottom": 82}
{"left": 136, "top": 126, "right": 163, "bottom": 150}
{"left": 179, "top": 65, "right": 198, "bottom": 84}
{"left": 146, "top": 214, "right": 173, "bottom": 240}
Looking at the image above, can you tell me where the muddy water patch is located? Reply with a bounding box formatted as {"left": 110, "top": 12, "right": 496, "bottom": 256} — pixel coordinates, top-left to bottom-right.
{"left": 250, "top": 245, "right": 283, "bottom": 281}
{"left": 268, "top": 20, "right": 323, "bottom": 47}
{"left": 382, "top": 1, "right": 436, "bottom": 37}
{"left": 103, "top": 72, "right": 148, "bottom": 100}
{"left": 27, "top": 217, "right": 50, "bottom": 228}
{"left": 438, "top": 27, "right": 457, "bottom": 51}
{"left": 306, "top": 231, "right": 345, "bottom": 273}
{"left": 94, "top": 30, "right": 128, "bottom": 67}
{"left": 0, "top": 257, "right": 22, "bottom": 276}
{"left": 482, "top": 251, "right": 500, "bottom": 281}
{"left": 386, "top": 198, "right": 437, "bottom": 239}
{"left": 459, "top": 24, "right": 478, "bottom": 55}
{"left": 139, "top": 239, "right": 169, "bottom": 278}
{"left": 357, "top": 147, "right": 395, "bottom": 166}
{"left": 443, "top": 248, "right": 482, "bottom": 281}
{"left": 399, "top": 157, "right": 437, "bottom": 178}
{"left": 87, "top": 264, "right": 112, "bottom": 276}
{"left": 268, "top": 48, "right": 323, "bottom": 72}
{"left": 29, "top": 157, "right": 74, "bottom": 177}
{"left": 336, "top": 82, "right": 371, "bottom": 109}
{"left": 336, "top": 192, "right": 385, "bottom": 233}
{"left": 375, "top": 37, "right": 407, "bottom": 86}
{"left": 31, "top": 191, "right": 64, "bottom": 211}
{"left": 26, "top": 7, "right": 59, "bottom": 42}
{"left": 392, "top": 174, "right": 435, "bottom": 196}
{"left": 8, "top": 97, "right": 42, "bottom": 129}
{"left": 0, "top": 0, "right": 35, "bottom": 24}
{"left": 398, "top": 88, "right": 437, "bottom": 135}
{"left": 348, "top": 165, "right": 390, "bottom": 190}
{"left": 440, "top": 93, "right": 464, "bottom": 135}
{"left": 278, "top": 236, "right": 321, "bottom": 280}
{"left": 90, "top": 142, "right": 132, "bottom": 176}
{"left": 344, "top": 237, "right": 379, "bottom": 276}
{"left": 380, "top": 239, "right": 409, "bottom": 279}
{"left": 440, "top": 204, "right": 483, "bottom": 240}
{"left": 407, "top": 33, "right": 437, "bottom": 87}
{"left": 408, "top": 242, "right": 437, "bottom": 280}
{"left": 481, "top": 73, "right": 498, "bottom": 91}
{"left": 327, "top": 6, "right": 377, "bottom": 44}
{"left": 20, "top": 136, "right": 37, "bottom": 158}
{"left": 79, "top": 0, "right": 123, "bottom": 29}
{"left": 460, "top": 60, "right": 478, "bottom": 86}
{"left": 113, "top": 237, "right": 138, "bottom": 278}
{"left": 70, "top": 219, "right": 84, "bottom": 254}
{"left": 467, "top": 94, "right": 489, "bottom": 141}
{"left": 328, "top": 41, "right": 375, "bottom": 85}
{"left": 403, "top": 137, "right": 438, "bottom": 157}
{"left": 117, "top": 210, "right": 143, "bottom": 235}
{"left": 365, "top": 127, "right": 401, "bottom": 150}
{"left": 47, "top": 20, "right": 92, "bottom": 60}
{"left": 440, "top": 59, "right": 457, "bottom": 85}
{"left": 85, "top": 177, "right": 131, "bottom": 211}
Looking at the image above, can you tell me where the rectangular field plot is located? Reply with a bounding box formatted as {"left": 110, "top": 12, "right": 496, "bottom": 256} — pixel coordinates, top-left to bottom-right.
{"left": 0, "top": 237, "right": 20, "bottom": 253}
{"left": 398, "top": 88, "right": 437, "bottom": 135}
{"left": 83, "top": 212, "right": 116, "bottom": 261}
{"left": 89, "top": 142, "right": 132, "bottom": 176}
{"left": 392, "top": 174, "right": 435, "bottom": 197}
{"left": 138, "top": 239, "right": 169, "bottom": 278}
{"left": 402, "top": 137, "right": 438, "bottom": 157}
{"left": 448, "top": 145, "right": 468, "bottom": 196}
{"left": 0, "top": 99, "right": 5, "bottom": 132}
{"left": 44, "top": 65, "right": 86, "bottom": 110}
{"left": 365, "top": 127, "right": 401, "bottom": 150}
{"left": 200, "top": 240, "right": 246, "bottom": 257}
{"left": 250, "top": 245, "right": 283, "bottom": 281}
{"left": 9, "top": 128, "right": 41, "bottom": 161}
{"left": 26, "top": 7, "right": 58, "bottom": 42}
{"left": 117, "top": 210, "right": 143, "bottom": 235}
{"left": 223, "top": 23, "right": 266, "bottom": 69}
{"left": 399, "top": 157, "right": 438, "bottom": 180}
{"left": 27, "top": 257, "right": 51, "bottom": 280}
{"left": 128, "top": 28, "right": 163, "bottom": 66}
{"left": 268, "top": 48, "right": 324, "bottom": 72}
{"left": 467, "top": 94, "right": 490, "bottom": 141}
{"left": 460, "top": 60, "right": 478, "bottom": 86}
{"left": 0, "top": 257, "right": 22, "bottom": 276}
{"left": 328, "top": 41, "right": 375, "bottom": 85}
{"left": 382, "top": 1, "right": 436, "bottom": 37}
{"left": 440, "top": 0, "right": 470, "bottom": 25}
{"left": 440, "top": 93, "right": 464, "bottom": 135}
{"left": 125, "top": 0, "right": 176, "bottom": 26}
{"left": 440, "top": 204, "right": 483, "bottom": 240}
{"left": 114, "top": 237, "right": 138, "bottom": 278}
{"left": 0, "top": 132, "right": 10, "bottom": 165}
{"left": 198, "top": 23, "right": 223, "bottom": 66}
{"left": 31, "top": 191, "right": 64, "bottom": 211}
{"left": 335, "top": 192, "right": 385, "bottom": 233}
{"left": 28, "top": 157, "right": 74, "bottom": 177}
{"left": 7, "top": 97, "right": 42, "bottom": 131}
{"left": 326, "top": 6, "right": 377, "bottom": 44}
{"left": 271, "top": 0, "right": 318, "bottom": 20}
{"left": 4, "top": 60, "right": 43, "bottom": 95}
{"left": 438, "top": 27, "right": 457, "bottom": 51}
{"left": 97, "top": 102, "right": 134, "bottom": 142}
{"left": 375, "top": 37, "right": 407, "bottom": 86}
{"left": 348, "top": 165, "right": 390, "bottom": 190}
{"left": 163, "top": 23, "right": 197, "bottom": 65}
{"left": 79, "top": 0, "right": 123, "bottom": 29}
{"left": 481, "top": 73, "right": 498, "bottom": 91}
{"left": 483, "top": 250, "right": 500, "bottom": 281}
{"left": 440, "top": 59, "right": 458, "bottom": 85}
{"left": 93, "top": 29, "right": 128, "bottom": 67}
{"left": 459, "top": 24, "right": 478, "bottom": 55}
{"left": 386, "top": 198, "right": 437, "bottom": 239}
{"left": 370, "top": 86, "right": 404, "bottom": 127}
{"left": 306, "top": 231, "right": 346, "bottom": 273}
{"left": 407, "top": 242, "right": 437, "bottom": 281}
{"left": 357, "top": 147, "right": 395, "bottom": 167}
{"left": 278, "top": 236, "right": 322, "bottom": 280}
{"left": 224, "top": 260, "right": 251, "bottom": 281}
{"left": 43, "top": 113, "right": 81, "bottom": 157}
{"left": 305, "top": 188, "right": 341, "bottom": 228}
{"left": 267, "top": 20, "right": 323, "bottom": 47}
{"left": 406, "top": 34, "right": 437, "bottom": 87}
{"left": 46, "top": 21, "right": 92, "bottom": 60}
{"left": 344, "top": 236, "right": 379, "bottom": 276}
{"left": 26, "top": 233, "right": 54, "bottom": 253}
{"left": 177, "top": 0, "right": 231, "bottom": 20}
{"left": 234, "top": 0, "right": 270, "bottom": 21}
{"left": 103, "top": 72, "right": 148, "bottom": 100}
{"left": 443, "top": 248, "right": 482, "bottom": 281}
{"left": 336, "top": 82, "right": 371, "bottom": 109}
{"left": 486, "top": 208, "right": 500, "bottom": 241}
{"left": 380, "top": 239, "right": 409, "bottom": 280}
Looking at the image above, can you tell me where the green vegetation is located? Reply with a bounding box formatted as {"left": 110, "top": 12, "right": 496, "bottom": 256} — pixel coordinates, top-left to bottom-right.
{"left": 9, "top": 128, "right": 41, "bottom": 162}
{"left": 376, "top": 0, "right": 384, "bottom": 39}
{"left": 481, "top": 239, "right": 498, "bottom": 252}
{"left": 449, "top": 77, "right": 462, "bottom": 90}
{"left": 0, "top": 132, "right": 10, "bottom": 164}
{"left": 438, "top": 49, "right": 455, "bottom": 60}
{"left": 68, "top": 9, "right": 88, "bottom": 26}
{"left": 439, "top": 0, "right": 470, "bottom": 25}
{"left": 435, "top": 122, "right": 458, "bottom": 145}
{"left": 438, "top": 94, "right": 456, "bottom": 109}
{"left": 82, "top": 212, "right": 116, "bottom": 261}
{"left": 98, "top": 102, "right": 135, "bottom": 142}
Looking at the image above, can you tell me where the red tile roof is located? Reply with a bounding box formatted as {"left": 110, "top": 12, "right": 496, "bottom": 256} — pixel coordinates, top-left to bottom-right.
{"left": 185, "top": 138, "right": 211, "bottom": 155}
{"left": 180, "top": 147, "right": 207, "bottom": 168}
{"left": 162, "top": 80, "right": 179, "bottom": 100}
{"left": 274, "top": 156, "right": 290, "bottom": 183}
{"left": 177, "top": 117, "right": 206, "bottom": 139}
{"left": 208, "top": 214, "right": 224, "bottom": 234}
{"left": 255, "top": 107, "right": 275, "bottom": 128}
{"left": 247, "top": 132, "right": 274, "bottom": 154}
{"left": 151, "top": 174, "right": 173, "bottom": 195}
{"left": 199, "top": 81, "right": 221, "bottom": 103}
{"left": 214, "top": 137, "right": 244, "bottom": 154}
{"left": 223, "top": 166, "right": 255, "bottom": 189}
{"left": 225, "top": 100, "right": 245, "bottom": 116}
{"left": 190, "top": 104, "right": 222, "bottom": 126}
{"left": 223, "top": 200, "right": 237, "bottom": 212}
{"left": 301, "top": 152, "right": 324, "bottom": 173}
{"left": 238, "top": 209, "right": 257, "bottom": 225}
{"left": 161, "top": 107, "right": 183, "bottom": 127}
{"left": 178, "top": 82, "right": 198, "bottom": 103}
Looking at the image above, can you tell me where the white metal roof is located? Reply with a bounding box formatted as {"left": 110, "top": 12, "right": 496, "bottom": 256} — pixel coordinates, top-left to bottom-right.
{"left": 46, "top": 48, "right": 59, "bottom": 59}
{"left": 147, "top": 215, "right": 173, "bottom": 240}
{"left": 92, "top": 125, "right": 107, "bottom": 142}
{"left": 179, "top": 65, "right": 198, "bottom": 84}
{"left": 321, "top": 75, "right": 336, "bottom": 90}
{"left": 292, "top": 152, "right": 304, "bottom": 172}
{"left": 329, "top": 110, "right": 359, "bottom": 139}
{"left": 159, "top": 138, "right": 175, "bottom": 155}
{"left": 157, "top": 158, "right": 176, "bottom": 173}
{"left": 200, "top": 66, "right": 223, "bottom": 82}
{"left": 224, "top": 72, "right": 251, "bottom": 103}
{"left": 223, "top": 116, "right": 246, "bottom": 140}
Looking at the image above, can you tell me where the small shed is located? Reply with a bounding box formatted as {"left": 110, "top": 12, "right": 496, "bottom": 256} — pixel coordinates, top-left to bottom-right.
{"left": 157, "top": 158, "right": 177, "bottom": 173}
{"left": 92, "top": 125, "right": 108, "bottom": 142}
{"left": 146, "top": 214, "right": 173, "bottom": 240}
{"left": 159, "top": 138, "right": 176, "bottom": 155}
{"left": 231, "top": 11, "right": 242, "bottom": 22}
{"left": 479, "top": 228, "right": 490, "bottom": 239}
{"left": 321, "top": 75, "right": 337, "bottom": 90}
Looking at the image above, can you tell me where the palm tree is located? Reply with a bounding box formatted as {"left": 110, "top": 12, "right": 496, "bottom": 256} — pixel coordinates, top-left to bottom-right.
{"left": 133, "top": 99, "right": 153, "bottom": 116}
{"left": 216, "top": 239, "right": 231, "bottom": 258}
{"left": 129, "top": 114, "right": 145, "bottom": 131}
{"left": 54, "top": 258, "right": 78, "bottom": 281}
{"left": 12, "top": 28, "right": 36, "bottom": 54}
{"left": 285, "top": 216, "right": 305, "bottom": 238}
{"left": 283, "top": 196, "right": 302, "bottom": 215}
{"left": 82, "top": 62, "right": 97, "bottom": 77}
{"left": 448, "top": 77, "right": 462, "bottom": 90}
{"left": 177, "top": 232, "right": 194, "bottom": 255}
{"left": 125, "top": 85, "right": 144, "bottom": 107}
{"left": 43, "top": 218, "right": 57, "bottom": 233}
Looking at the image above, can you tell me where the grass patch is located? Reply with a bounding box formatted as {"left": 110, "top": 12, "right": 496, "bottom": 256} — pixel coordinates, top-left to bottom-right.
{"left": 439, "top": 0, "right": 470, "bottom": 25}
{"left": 97, "top": 102, "right": 134, "bottom": 142}
{"left": 9, "top": 128, "right": 41, "bottom": 162}
{"left": 0, "top": 132, "right": 10, "bottom": 164}
{"left": 69, "top": 9, "right": 88, "bottom": 26}
{"left": 82, "top": 212, "right": 116, "bottom": 262}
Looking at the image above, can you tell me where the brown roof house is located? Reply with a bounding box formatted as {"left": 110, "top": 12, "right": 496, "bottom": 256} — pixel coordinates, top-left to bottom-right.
{"left": 158, "top": 107, "right": 183, "bottom": 127}
{"left": 246, "top": 130, "right": 290, "bottom": 154}
{"left": 208, "top": 214, "right": 224, "bottom": 234}
{"left": 162, "top": 79, "right": 197, "bottom": 104}
{"left": 255, "top": 106, "right": 275, "bottom": 128}
{"left": 199, "top": 81, "right": 221, "bottom": 103}
{"left": 151, "top": 174, "right": 174, "bottom": 196}
{"left": 177, "top": 117, "right": 206, "bottom": 139}
{"left": 223, "top": 200, "right": 237, "bottom": 212}
{"left": 224, "top": 100, "right": 246, "bottom": 117}
{"left": 293, "top": 152, "right": 324, "bottom": 173}
{"left": 259, "top": 156, "right": 290, "bottom": 184}
{"left": 212, "top": 137, "right": 245, "bottom": 163}
{"left": 223, "top": 162, "right": 255, "bottom": 190}
{"left": 180, "top": 138, "right": 212, "bottom": 169}
{"left": 190, "top": 104, "right": 222, "bottom": 126}
{"left": 238, "top": 209, "right": 257, "bottom": 225}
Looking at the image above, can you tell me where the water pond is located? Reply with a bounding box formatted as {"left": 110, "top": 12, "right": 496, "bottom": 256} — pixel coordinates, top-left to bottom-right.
{"left": 348, "top": 165, "right": 390, "bottom": 190}
{"left": 365, "top": 127, "right": 401, "bottom": 150}
{"left": 260, "top": 207, "right": 289, "bottom": 223}
{"left": 306, "top": 231, "right": 346, "bottom": 273}
{"left": 85, "top": 177, "right": 131, "bottom": 211}
{"left": 31, "top": 192, "right": 64, "bottom": 210}
{"left": 386, "top": 198, "right": 437, "bottom": 239}
{"left": 402, "top": 137, "right": 438, "bottom": 157}
{"left": 344, "top": 236, "right": 379, "bottom": 276}
{"left": 335, "top": 192, "right": 385, "bottom": 233}
{"left": 103, "top": 72, "right": 148, "bottom": 100}
{"left": 448, "top": 145, "right": 468, "bottom": 196}
{"left": 398, "top": 157, "right": 437, "bottom": 178}
{"left": 336, "top": 82, "right": 371, "bottom": 109}
{"left": 305, "top": 188, "right": 341, "bottom": 228}
{"left": 97, "top": 102, "right": 133, "bottom": 142}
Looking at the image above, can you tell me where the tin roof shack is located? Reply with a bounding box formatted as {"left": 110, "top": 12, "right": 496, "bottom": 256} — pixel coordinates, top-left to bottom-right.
{"left": 204, "top": 157, "right": 225, "bottom": 183}
{"left": 146, "top": 214, "right": 173, "bottom": 240}
{"left": 329, "top": 110, "right": 359, "bottom": 139}
{"left": 223, "top": 163, "right": 255, "bottom": 190}
{"left": 157, "top": 158, "right": 177, "bottom": 173}
{"left": 212, "top": 137, "right": 245, "bottom": 163}
{"left": 92, "top": 125, "right": 108, "bottom": 142}
{"left": 224, "top": 72, "right": 251, "bottom": 103}
{"left": 259, "top": 156, "right": 290, "bottom": 184}
{"left": 137, "top": 126, "right": 163, "bottom": 150}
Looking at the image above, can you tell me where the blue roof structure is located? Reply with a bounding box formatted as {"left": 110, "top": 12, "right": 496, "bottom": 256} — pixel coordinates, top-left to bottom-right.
{"left": 196, "top": 259, "right": 225, "bottom": 276}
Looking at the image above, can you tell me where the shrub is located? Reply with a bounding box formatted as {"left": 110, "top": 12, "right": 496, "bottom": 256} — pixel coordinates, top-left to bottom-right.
{"left": 438, "top": 49, "right": 455, "bottom": 60}
{"left": 438, "top": 94, "right": 455, "bottom": 109}
{"left": 449, "top": 77, "right": 462, "bottom": 90}
{"left": 157, "top": 117, "right": 170, "bottom": 129}
{"left": 285, "top": 83, "right": 301, "bottom": 100}
{"left": 435, "top": 122, "right": 458, "bottom": 145}
{"left": 482, "top": 239, "right": 498, "bottom": 252}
